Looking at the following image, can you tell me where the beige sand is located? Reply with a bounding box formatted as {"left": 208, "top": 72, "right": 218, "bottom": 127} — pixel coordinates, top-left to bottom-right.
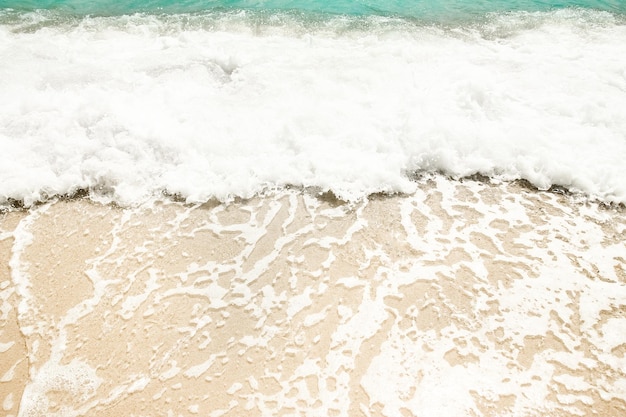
{"left": 1, "top": 178, "right": 625, "bottom": 416}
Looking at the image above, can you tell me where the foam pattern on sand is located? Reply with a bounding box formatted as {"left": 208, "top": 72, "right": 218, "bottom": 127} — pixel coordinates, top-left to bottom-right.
{"left": 2, "top": 177, "right": 626, "bottom": 416}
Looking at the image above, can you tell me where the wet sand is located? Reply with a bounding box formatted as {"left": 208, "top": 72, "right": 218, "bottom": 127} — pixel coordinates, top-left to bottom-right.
{"left": 1, "top": 177, "right": 626, "bottom": 417}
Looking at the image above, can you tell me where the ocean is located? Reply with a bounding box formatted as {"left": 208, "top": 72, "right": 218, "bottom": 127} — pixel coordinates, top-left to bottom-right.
{"left": 1, "top": 1, "right": 626, "bottom": 417}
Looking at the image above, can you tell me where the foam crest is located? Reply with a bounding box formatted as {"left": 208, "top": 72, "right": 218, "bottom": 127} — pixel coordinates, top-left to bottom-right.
{"left": 1, "top": 10, "right": 625, "bottom": 207}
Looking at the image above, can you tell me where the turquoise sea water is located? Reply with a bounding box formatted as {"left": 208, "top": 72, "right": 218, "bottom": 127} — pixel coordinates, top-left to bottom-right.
{"left": 1, "top": 0, "right": 625, "bottom": 18}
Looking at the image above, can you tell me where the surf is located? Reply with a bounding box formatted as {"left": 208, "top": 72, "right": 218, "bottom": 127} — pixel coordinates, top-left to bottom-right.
{"left": 1, "top": 0, "right": 625, "bottom": 209}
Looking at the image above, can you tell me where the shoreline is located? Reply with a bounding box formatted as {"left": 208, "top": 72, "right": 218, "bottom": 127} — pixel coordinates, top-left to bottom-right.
{"left": 1, "top": 177, "right": 625, "bottom": 416}
{"left": 2, "top": 175, "right": 624, "bottom": 215}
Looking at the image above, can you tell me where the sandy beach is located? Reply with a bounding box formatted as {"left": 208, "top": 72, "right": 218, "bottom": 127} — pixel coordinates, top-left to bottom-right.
{"left": 1, "top": 176, "right": 625, "bottom": 417}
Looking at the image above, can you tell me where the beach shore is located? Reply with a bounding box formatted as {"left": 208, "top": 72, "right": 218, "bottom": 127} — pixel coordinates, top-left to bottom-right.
{"left": 1, "top": 177, "right": 625, "bottom": 417}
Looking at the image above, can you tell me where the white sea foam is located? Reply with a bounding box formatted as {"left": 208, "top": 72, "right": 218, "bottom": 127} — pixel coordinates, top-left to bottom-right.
{"left": 1, "top": 10, "right": 625, "bottom": 206}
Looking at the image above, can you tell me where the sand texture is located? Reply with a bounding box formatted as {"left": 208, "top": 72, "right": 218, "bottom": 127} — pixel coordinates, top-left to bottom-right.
{"left": 1, "top": 177, "right": 626, "bottom": 417}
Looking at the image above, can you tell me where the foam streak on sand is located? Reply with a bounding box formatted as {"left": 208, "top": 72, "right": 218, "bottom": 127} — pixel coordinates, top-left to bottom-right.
{"left": 1, "top": 177, "right": 626, "bottom": 416}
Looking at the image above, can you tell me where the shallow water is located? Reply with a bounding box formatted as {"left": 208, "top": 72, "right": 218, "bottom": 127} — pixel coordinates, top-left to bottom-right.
{"left": 2, "top": 177, "right": 626, "bottom": 416}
